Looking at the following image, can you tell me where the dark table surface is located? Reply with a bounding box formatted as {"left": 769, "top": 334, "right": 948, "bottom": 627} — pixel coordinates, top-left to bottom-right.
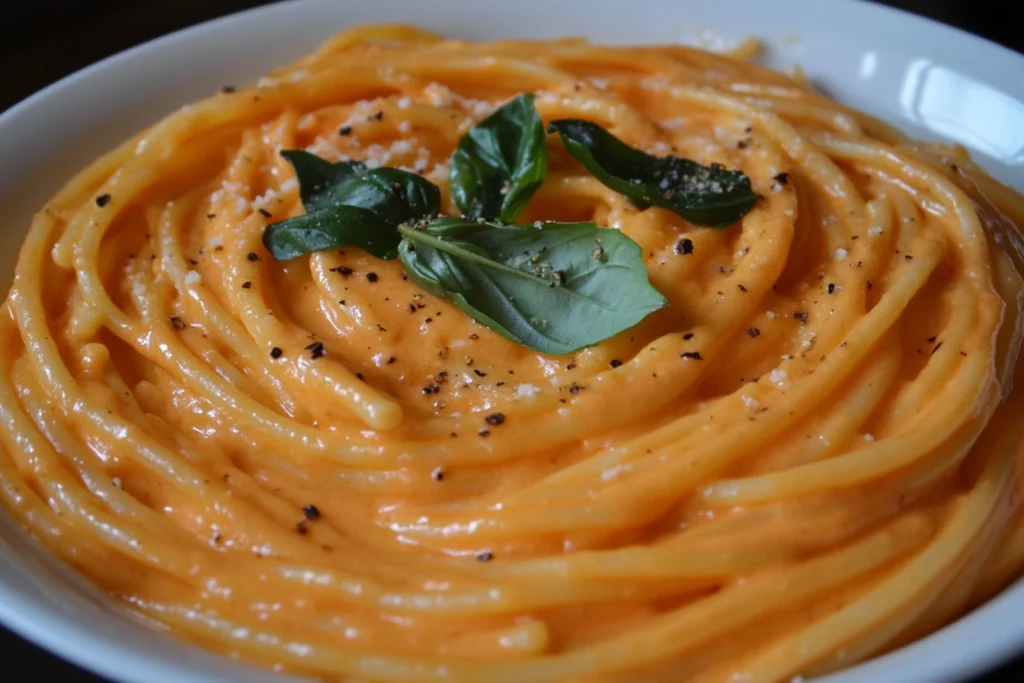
{"left": 0, "top": 0, "right": 1020, "bottom": 680}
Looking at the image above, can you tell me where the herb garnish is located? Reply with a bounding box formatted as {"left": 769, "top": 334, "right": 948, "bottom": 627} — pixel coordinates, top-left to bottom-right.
{"left": 449, "top": 94, "right": 547, "bottom": 222}
{"left": 262, "top": 150, "right": 440, "bottom": 260}
{"left": 263, "top": 149, "right": 665, "bottom": 355}
{"left": 397, "top": 218, "right": 665, "bottom": 355}
{"left": 547, "top": 119, "right": 758, "bottom": 228}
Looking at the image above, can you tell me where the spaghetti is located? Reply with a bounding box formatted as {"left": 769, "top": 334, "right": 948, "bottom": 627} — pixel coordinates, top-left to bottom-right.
{"left": 2, "top": 23, "right": 1024, "bottom": 682}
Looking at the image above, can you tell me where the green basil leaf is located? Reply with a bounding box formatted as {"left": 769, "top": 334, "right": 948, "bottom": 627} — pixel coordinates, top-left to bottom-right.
{"left": 280, "top": 150, "right": 365, "bottom": 210}
{"left": 324, "top": 167, "right": 441, "bottom": 227}
{"left": 450, "top": 94, "right": 547, "bottom": 222}
{"left": 397, "top": 218, "right": 666, "bottom": 355}
{"left": 265, "top": 152, "right": 441, "bottom": 260}
{"left": 263, "top": 205, "right": 396, "bottom": 261}
{"left": 547, "top": 119, "right": 758, "bottom": 228}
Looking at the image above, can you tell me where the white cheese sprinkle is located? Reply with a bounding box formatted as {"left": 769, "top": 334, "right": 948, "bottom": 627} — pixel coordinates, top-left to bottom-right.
{"left": 601, "top": 464, "right": 625, "bottom": 481}
{"left": 184, "top": 270, "right": 201, "bottom": 286}
{"left": 516, "top": 383, "right": 540, "bottom": 398}
{"left": 390, "top": 140, "right": 413, "bottom": 155}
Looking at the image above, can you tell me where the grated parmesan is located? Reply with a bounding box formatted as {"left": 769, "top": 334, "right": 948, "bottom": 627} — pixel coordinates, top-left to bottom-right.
{"left": 516, "top": 384, "right": 540, "bottom": 398}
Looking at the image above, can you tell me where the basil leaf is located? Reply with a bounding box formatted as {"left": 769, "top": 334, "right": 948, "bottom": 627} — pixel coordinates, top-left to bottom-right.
{"left": 547, "top": 119, "right": 758, "bottom": 228}
{"left": 263, "top": 205, "right": 395, "bottom": 261}
{"left": 264, "top": 152, "right": 441, "bottom": 260}
{"left": 280, "top": 150, "right": 365, "bottom": 210}
{"left": 450, "top": 94, "right": 547, "bottom": 222}
{"left": 323, "top": 167, "right": 441, "bottom": 227}
{"left": 397, "top": 218, "right": 666, "bottom": 355}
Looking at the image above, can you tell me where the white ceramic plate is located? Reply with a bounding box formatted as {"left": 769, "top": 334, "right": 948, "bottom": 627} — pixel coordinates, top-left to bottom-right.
{"left": 2, "top": 1, "right": 1023, "bottom": 681}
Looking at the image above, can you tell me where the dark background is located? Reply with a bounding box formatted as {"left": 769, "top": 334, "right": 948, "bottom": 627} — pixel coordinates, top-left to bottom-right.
{"left": 0, "top": 0, "right": 1017, "bottom": 680}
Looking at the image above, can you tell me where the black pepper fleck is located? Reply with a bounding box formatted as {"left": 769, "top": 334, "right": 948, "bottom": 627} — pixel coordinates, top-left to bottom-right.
{"left": 569, "top": 383, "right": 582, "bottom": 394}
{"left": 610, "top": 359, "right": 622, "bottom": 368}
{"left": 747, "top": 327, "right": 760, "bottom": 338}
{"left": 303, "top": 505, "right": 321, "bottom": 520}
{"left": 827, "top": 283, "right": 837, "bottom": 294}
{"left": 242, "top": 281, "right": 252, "bottom": 289}
{"left": 386, "top": 356, "right": 397, "bottom": 365}
{"left": 95, "top": 193, "right": 111, "bottom": 207}
{"left": 476, "top": 551, "right": 493, "bottom": 562}
{"left": 305, "top": 341, "right": 326, "bottom": 359}
{"left": 247, "top": 252, "right": 259, "bottom": 262}
{"left": 169, "top": 316, "right": 186, "bottom": 330}
{"left": 367, "top": 272, "right": 379, "bottom": 282}
{"left": 675, "top": 238, "right": 694, "bottom": 255}
{"left": 270, "top": 347, "right": 283, "bottom": 359}
{"left": 485, "top": 413, "right": 505, "bottom": 426}
{"left": 794, "top": 312, "right": 808, "bottom": 323}
{"left": 473, "top": 369, "right": 487, "bottom": 377}
{"left": 296, "top": 520, "right": 309, "bottom": 535}
{"left": 431, "top": 467, "right": 444, "bottom": 481}
{"left": 681, "top": 351, "right": 703, "bottom": 360}
{"left": 258, "top": 208, "right": 272, "bottom": 218}
{"left": 773, "top": 172, "right": 790, "bottom": 185}
{"left": 683, "top": 333, "right": 694, "bottom": 340}
{"left": 478, "top": 428, "right": 491, "bottom": 437}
